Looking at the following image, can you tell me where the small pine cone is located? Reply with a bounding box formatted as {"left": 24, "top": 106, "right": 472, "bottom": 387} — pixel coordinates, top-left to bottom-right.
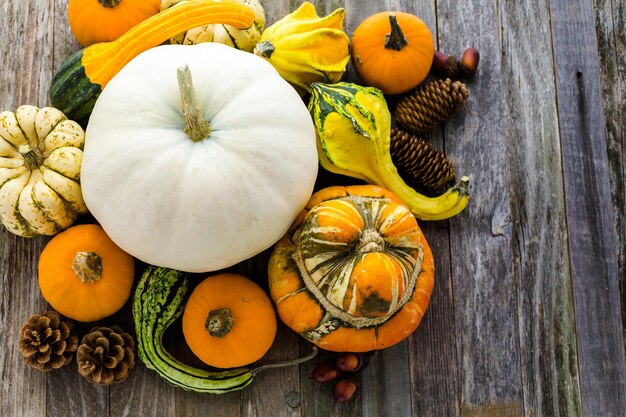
{"left": 394, "top": 78, "right": 469, "bottom": 134}
{"left": 77, "top": 326, "right": 135, "bottom": 385}
{"left": 18, "top": 310, "right": 78, "bottom": 371}
{"left": 390, "top": 128, "right": 456, "bottom": 191}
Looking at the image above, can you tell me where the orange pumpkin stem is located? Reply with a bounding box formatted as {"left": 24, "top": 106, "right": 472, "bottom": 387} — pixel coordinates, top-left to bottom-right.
{"left": 71, "top": 251, "right": 103, "bottom": 283}
{"left": 177, "top": 65, "right": 212, "bottom": 142}
{"left": 205, "top": 308, "right": 235, "bottom": 338}
{"left": 384, "top": 14, "right": 408, "bottom": 51}
{"left": 98, "top": 0, "right": 121, "bottom": 7}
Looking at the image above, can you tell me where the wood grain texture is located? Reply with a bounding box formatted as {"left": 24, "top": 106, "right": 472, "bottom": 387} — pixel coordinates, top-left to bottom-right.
{"left": 387, "top": 1, "right": 462, "bottom": 416}
{"left": 46, "top": 367, "right": 109, "bottom": 417}
{"left": 594, "top": 0, "right": 626, "bottom": 348}
{"left": 342, "top": 2, "right": 414, "bottom": 416}
{"left": 437, "top": 0, "right": 523, "bottom": 414}
{"left": 0, "top": 2, "right": 55, "bottom": 417}
{"left": 299, "top": 339, "right": 362, "bottom": 417}
{"left": 1, "top": 1, "right": 625, "bottom": 416}
{"left": 550, "top": 0, "right": 626, "bottom": 415}
{"left": 45, "top": 3, "right": 112, "bottom": 416}
{"left": 499, "top": 1, "right": 583, "bottom": 416}
{"left": 239, "top": 252, "right": 302, "bottom": 417}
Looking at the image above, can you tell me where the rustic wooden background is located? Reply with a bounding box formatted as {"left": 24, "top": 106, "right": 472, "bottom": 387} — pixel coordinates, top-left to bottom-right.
{"left": 1, "top": 0, "right": 624, "bottom": 416}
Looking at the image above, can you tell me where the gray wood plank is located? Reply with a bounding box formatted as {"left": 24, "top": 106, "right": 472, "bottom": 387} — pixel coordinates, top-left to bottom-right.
{"left": 239, "top": 249, "right": 302, "bottom": 417}
{"left": 47, "top": 366, "right": 109, "bottom": 417}
{"left": 499, "top": 1, "right": 584, "bottom": 416}
{"left": 342, "top": 1, "right": 415, "bottom": 417}
{"left": 437, "top": 0, "right": 524, "bottom": 415}
{"left": 550, "top": 0, "right": 626, "bottom": 415}
{"left": 110, "top": 363, "right": 177, "bottom": 417}
{"left": 594, "top": 0, "right": 626, "bottom": 350}
{"left": 45, "top": 2, "right": 111, "bottom": 416}
{"left": 386, "top": 1, "right": 462, "bottom": 416}
{"left": 408, "top": 221, "right": 459, "bottom": 417}
{"left": 242, "top": 325, "right": 302, "bottom": 417}
{"left": 0, "top": 2, "right": 55, "bottom": 417}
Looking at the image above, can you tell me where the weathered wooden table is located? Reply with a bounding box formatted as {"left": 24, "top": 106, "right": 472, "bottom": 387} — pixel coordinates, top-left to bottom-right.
{"left": 1, "top": 1, "right": 624, "bottom": 416}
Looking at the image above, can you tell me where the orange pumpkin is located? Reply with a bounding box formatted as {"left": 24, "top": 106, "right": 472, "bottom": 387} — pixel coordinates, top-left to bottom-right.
{"left": 268, "top": 185, "right": 435, "bottom": 352}
{"left": 351, "top": 12, "right": 435, "bottom": 95}
{"left": 38, "top": 224, "right": 135, "bottom": 322}
{"left": 68, "top": 0, "right": 161, "bottom": 47}
{"left": 182, "top": 273, "right": 277, "bottom": 368}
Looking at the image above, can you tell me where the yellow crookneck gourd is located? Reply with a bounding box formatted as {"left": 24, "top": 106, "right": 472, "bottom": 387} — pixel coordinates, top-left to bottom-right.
{"left": 253, "top": 2, "right": 350, "bottom": 94}
{"left": 308, "top": 82, "right": 470, "bottom": 221}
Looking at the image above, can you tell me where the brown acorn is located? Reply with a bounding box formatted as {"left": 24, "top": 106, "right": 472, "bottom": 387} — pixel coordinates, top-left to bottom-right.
{"left": 431, "top": 51, "right": 460, "bottom": 78}
{"left": 459, "top": 47, "right": 480, "bottom": 76}
{"left": 312, "top": 361, "right": 341, "bottom": 383}
{"left": 332, "top": 378, "right": 358, "bottom": 403}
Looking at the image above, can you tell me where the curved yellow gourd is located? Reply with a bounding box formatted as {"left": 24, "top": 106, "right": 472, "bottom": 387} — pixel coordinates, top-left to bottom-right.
{"left": 308, "top": 82, "right": 470, "bottom": 221}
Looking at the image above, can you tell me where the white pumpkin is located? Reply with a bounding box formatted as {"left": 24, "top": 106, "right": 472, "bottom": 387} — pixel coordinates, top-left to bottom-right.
{"left": 162, "top": 0, "right": 265, "bottom": 52}
{"left": 0, "top": 106, "right": 87, "bottom": 237}
{"left": 81, "top": 43, "right": 318, "bottom": 272}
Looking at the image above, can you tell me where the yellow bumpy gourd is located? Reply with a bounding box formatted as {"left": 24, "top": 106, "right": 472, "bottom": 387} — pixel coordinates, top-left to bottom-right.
{"left": 253, "top": 2, "right": 350, "bottom": 94}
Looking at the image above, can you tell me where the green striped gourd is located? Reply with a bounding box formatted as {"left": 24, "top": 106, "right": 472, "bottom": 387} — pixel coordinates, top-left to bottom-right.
{"left": 133, "top": 265, "right": 317, "bottom": 393}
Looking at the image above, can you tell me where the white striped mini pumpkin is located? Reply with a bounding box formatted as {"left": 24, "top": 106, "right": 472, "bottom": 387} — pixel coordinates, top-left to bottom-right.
{"left": 161, "top": 0, "right": 265, "bottom": 52}
{"left": 0, "top": 106, "right": 87, "bottom": 237}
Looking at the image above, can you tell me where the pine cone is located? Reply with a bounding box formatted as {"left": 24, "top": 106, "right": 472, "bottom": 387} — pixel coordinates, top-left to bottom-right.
{"left": 390, "top": 128, "right": 456, "bottom": 192}
{"left": 18, "top": 310, "right": 78, "bottom": 371}
{"left": 77, "top": 326, "right": 135, "bottom": 385}
{"left": 394, "top": 78, "right": 469, "bottom": 134}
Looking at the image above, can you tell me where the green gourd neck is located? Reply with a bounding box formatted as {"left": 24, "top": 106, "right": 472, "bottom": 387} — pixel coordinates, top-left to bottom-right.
{"left": 177, "top": 65, "right": 211, "bottom": 142}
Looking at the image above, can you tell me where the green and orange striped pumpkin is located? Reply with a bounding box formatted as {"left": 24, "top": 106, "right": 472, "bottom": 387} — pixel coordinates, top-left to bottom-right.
{"left": 268, "top": 184, "right": 434, "bottom": 352}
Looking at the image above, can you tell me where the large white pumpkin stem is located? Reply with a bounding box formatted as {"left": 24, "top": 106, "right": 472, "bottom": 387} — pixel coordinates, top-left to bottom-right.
{"left": 177, "top": 65, "right": 211, "bottom": 142}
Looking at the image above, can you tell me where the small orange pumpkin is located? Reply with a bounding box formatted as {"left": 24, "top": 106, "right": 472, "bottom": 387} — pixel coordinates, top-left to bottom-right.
{"left": 38, "top": 224, "right": 135, "bottom": 322}
{"left": 268, "top": 185, "right": 435, "bottom": 352}
{"left": 351, "top": 12, "right": 435, "bottom": 95}
{"left": 182, "top": 273, "right": 277, "bottom": 368}
{"left": 68, "top": 0, "right": 161, "bottom": 47}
